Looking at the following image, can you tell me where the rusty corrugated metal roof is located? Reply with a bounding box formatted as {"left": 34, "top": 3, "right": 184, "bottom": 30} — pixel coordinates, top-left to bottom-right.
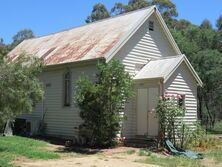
{"left": 8, "top": 7, "right": 153, "bottom": 66}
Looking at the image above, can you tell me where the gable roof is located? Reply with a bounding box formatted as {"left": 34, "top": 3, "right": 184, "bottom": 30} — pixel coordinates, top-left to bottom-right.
{"left": 8, "top": 6, "right": 181, "bottom": 66}
{"left": 134, "top": 55, "right": 203, "bottom": 86}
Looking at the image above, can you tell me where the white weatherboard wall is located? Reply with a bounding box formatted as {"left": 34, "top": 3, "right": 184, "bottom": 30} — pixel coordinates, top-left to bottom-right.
{"left": 122, "top": 98, "right": 137, "bottom": 138}
{"left": 114, "top": 13, "right": 177, "bottom": 76}
{"left": 20, "top": 64, "right": 97, "bottom": 138}
{"left": 43, "top": 65, "right": 96, "bottom": 138}
{"left": 165, "top": 62, "right": 198, "bottom": 126}
{"left": 117, "top": 13, "right": 178, "bottom": 138}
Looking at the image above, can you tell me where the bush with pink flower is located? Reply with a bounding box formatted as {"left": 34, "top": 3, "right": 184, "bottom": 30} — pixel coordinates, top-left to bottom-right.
{"left": 156, "top": 90, "right": 185, "bottom": 145}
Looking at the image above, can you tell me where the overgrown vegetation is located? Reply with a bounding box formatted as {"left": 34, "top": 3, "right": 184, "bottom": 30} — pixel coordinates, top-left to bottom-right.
{"left": 137, "top": 153, "right": 204, "bottom": 167}
{"left": 0, "top": 136, "right": 59, "bottom": 167}
{"left": 207, "top": 121, "right": 222, "bottom": 134}
{"left": 75, "top": 60, "right": 134, "bottom": 147}
{"left": 136, "top": 136, "right": 222, "bottom": 166}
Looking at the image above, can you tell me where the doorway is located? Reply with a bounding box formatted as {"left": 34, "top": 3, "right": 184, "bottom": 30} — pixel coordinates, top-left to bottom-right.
{"left": 137, "top": 87, "right": 159, "bottom": 137}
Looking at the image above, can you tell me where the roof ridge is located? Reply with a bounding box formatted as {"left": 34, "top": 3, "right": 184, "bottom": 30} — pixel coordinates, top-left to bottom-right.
{"left": 24, "top": 6, "right": 154, "bottom": 42}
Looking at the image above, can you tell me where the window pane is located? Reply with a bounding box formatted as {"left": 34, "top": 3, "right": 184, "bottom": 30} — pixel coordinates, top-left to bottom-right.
{"left": 64, "top": 72, "right": 71, "bottom": 106}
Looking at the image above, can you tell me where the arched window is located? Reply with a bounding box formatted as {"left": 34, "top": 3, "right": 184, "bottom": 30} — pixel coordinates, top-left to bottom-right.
{"left": 64, "top": 71, "right": 71, "bottom": 106}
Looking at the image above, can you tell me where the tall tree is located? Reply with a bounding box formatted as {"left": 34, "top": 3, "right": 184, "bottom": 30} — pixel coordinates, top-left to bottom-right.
{"left": 152, "top": 0, "right": 178, "bottom": 19}
{"left": 0, "top": 38, "right": 11, "bottom": 62}
{"left": 127, "top": 0, "right": 151, "bottom": 11}
{"left": 111, "top": 3, "right": 128, "bottom": 15}
{"left": 0, "top": 38, "right": 3, "bottom": 45}
{"left": 200, "top": 19, "right": 212, "bottom": 29}
{"left": 111, "top": 0, "right": 150, "bottom": 15}
{"left": 0, "top": 55, "right": 43, "bottom": 132}
{"left": 213, "top": 30, "right": 222, "bottom": 53}
{"left": 85, "top": 3, "right": 110, "bottom": 23}
{"left": 216, "top": 15, "right": 222, "bottom": 31}
{"left": 191, "top": 50, "right": 222, "bottom": 126}
{"left": 12, "top": 29, "right": 35, "bottom": 47}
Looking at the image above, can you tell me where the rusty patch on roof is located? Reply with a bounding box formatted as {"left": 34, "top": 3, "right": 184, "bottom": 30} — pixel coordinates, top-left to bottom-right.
{"left": 8, "top": 7, "right": 152, "bottom": 66}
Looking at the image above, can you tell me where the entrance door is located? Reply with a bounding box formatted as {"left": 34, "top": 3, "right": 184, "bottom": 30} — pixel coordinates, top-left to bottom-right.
{"left": 147, "top": 87, "right": 159, "bottom": 137}
{"left": 137, "top": 88, "right": 148, "bottom": 135}
{"left": 137, "top": 87, "right": 159, "bottom": 136}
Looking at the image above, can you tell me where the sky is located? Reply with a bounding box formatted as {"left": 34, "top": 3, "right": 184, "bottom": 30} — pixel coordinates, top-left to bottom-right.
{"left": 0, "top": 0, "right": 221, "bottom": 44}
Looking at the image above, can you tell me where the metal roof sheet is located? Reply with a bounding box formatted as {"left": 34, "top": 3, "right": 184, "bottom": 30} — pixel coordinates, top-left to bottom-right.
{"left": 134, "top": 55, "right": 184, "bottom": 80}
{"left": 8, "top": 7, "right": 153, "bottom": 66}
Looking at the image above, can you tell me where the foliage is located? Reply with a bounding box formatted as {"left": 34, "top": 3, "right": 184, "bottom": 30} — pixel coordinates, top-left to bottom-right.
{"left": 172, "top": 21, "right": 222, "bottom": 126}
{"left": 200, "top": 19, "right": 212, "bottom": 29}
{"left": 126, "top": 149, "right": 136, "bottom": 155}
{"left": 12, "top": 29, "right": 35, "bottom": 47}
{"left": 188, "top": 122, "right": 206, "bottom": 148}
{"left": 176, "top": 123, "right": 193, "bottom": 149}
{"left": 138, "top": 149, "right": 151, "bottom": 156}
{"left": 127, "top": 0, "right": 150, "bottom": 11}
{"left": 137, "top": 136, "right": 222, "bottom": 166}
{"left": 152, "top": 0, "right": 178, "bottom": 19}
{"left": 156, "top": 95, "right": 185, "bottom": 145}
{"left": 191, "top": 50, "right": 222, "bottom": 127}
{"left": 206, "top": 148, "right": 222, "bottom": 164}
{"left": 85, "top": 3, "right": 110, "bottom": 23}
{"left": 88, "top": 0, "right": 177, "bottom": 23}
{"left": 111, "top": 0, "right": 151, "bottom": 15}
{"left": 0, "top": 44, "right": 11, "bottom": 62}
{"left": 0, "top": 54, "right": 44, "bottom": 131}
{"left": 75, "top": 60, "right": 134, "bottom": 147}
{"left": 0, "top": 136, "right": 59, "bottom": 167}
{"left": 177, "top": 121, "right": 220, "bottom": 150}
{"left": 207, "top": 121, "right": 222, "bottom": 134}
{"left": 216, "top": 15, "right": 222, "bottom": 31}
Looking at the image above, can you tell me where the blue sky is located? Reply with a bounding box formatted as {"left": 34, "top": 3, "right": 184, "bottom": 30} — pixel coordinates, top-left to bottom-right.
{"left": 0, "top": 0, "right": 221, "bottom": 44}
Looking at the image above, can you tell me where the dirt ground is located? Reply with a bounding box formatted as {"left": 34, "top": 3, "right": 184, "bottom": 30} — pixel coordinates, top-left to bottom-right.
{"left": 14, "top": 146, "right": 159, "bottom": 167}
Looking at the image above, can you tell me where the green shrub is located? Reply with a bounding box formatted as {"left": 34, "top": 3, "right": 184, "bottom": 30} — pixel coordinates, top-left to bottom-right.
{"left": 75, "top": 60, "right": 134, "bottom": 148}
{"left": 156, "top": 96, "right": 185, "bottom": 145}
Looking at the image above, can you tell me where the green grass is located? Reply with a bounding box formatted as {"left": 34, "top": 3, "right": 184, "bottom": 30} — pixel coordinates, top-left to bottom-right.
{"left": 138, "top": 149, "right": 151, "bottom": 156}
{"left": 126, "top": 150, "right": 136, "bottom": 155}
{"left": 137, "top": 154, "right": 204, "bottom": 167}
{"left": 205, "top": 149, "right": 222, "bottom": 164}
{"left": 137, "top": 135, "right": 222, "bottom": 167}
{"left": 0, "top": 136, "right": 60, "bottom": 167}
{"left": 207, "top": 121, "right": 222, "bottom": 134}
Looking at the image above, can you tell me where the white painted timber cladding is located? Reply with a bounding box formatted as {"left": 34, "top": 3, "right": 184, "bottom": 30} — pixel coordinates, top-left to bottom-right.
{"left": 115, "top": 13, "right": 177, "bottom": 76}
{"left": 165, "top": 62, "right": 198, "bottom": 126}
{"left": 20, "top": 65, "right": 97, "bottom": 138}
{"left": 118, "top": 14, "right": 178, "bottom": 138}
{"left": 44, "top": 66, "right": 96, "bottom": 137}
{"left": 122, "top": 98, "right": 137, "bottom": 138}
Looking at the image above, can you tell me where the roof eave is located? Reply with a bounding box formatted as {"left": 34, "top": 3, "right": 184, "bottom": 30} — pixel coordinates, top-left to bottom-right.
{"left": 105, "top": 6, "right": 156, "bottom": 62}
{"left": 154, "top": 7, "right": 182, "bottom": 55}
{"left": 105, "top": 6, "right": 182, "bottom": 63}
{"left": 133, "top": 77, "right": 163, "bottom": 82}
{"left": 163, "top": 55, "right": 203, "bottom": 87}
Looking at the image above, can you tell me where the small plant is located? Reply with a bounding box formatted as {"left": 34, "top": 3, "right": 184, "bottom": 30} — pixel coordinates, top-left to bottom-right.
{"left": 115, "top": 137, "right": 126, "bottom": 146}
{"left": 138, "top": 149, "right": 151, "bottom": 156}
{"left": 126, "top": 150, "right": 136, "bottom": 155}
